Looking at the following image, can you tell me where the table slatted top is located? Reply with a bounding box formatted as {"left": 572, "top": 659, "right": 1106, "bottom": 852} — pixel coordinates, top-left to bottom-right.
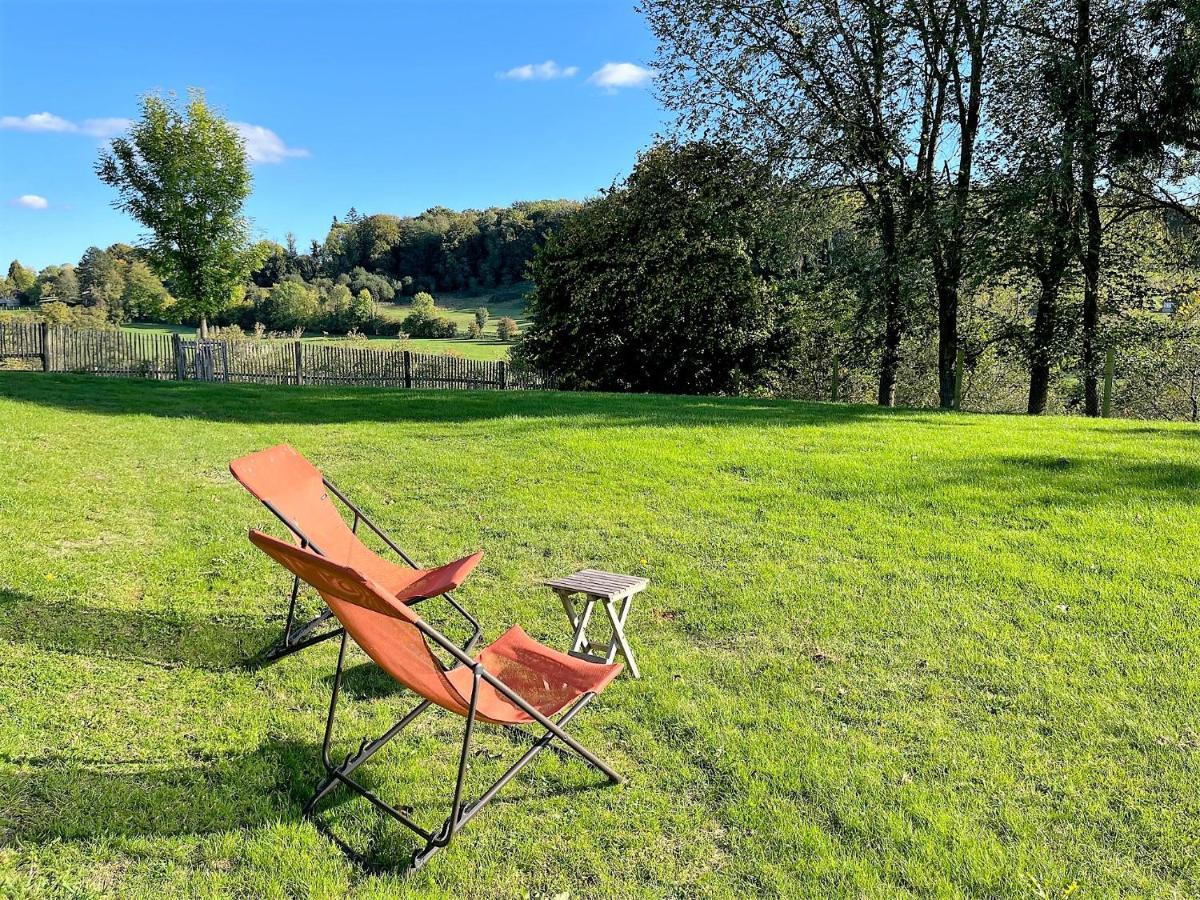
{"left": 545, "top": 569, "right": 648, "bottom": 600}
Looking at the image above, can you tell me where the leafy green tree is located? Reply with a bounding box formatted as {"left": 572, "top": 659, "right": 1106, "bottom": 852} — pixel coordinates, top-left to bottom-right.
{"left": 495, "top": 317, "right": 518, "bottom": 342}
{"left": 467, "top": 320, "right": 483, "bottom": 339}
{"left": 475, "top": 307, "right": 489, "bottom": 330}
{"left": 121, "top": 260, "right": 173, "bottom": 321}
{"left": 7, "top": 261, "right": 36, "bottom": 301}
{"left": 263, "top": 280, "right": 317, "bottom": 332}
{"left": 411, "top": 291, "right": 436, "bottom": 314}
{"left": 96, "top": 89, "right": 256, "bottom": 335}
{"left": 77, "top": 246, "right": 128, "bottom": 317}
{"left": 520, "top": 142, "right": 799, "bottom": 393}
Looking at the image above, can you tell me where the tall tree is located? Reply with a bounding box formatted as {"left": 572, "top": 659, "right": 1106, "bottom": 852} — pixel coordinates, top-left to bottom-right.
{"left": 644, "top": 0, "right": 951, "bottom": 406}
{"left": 916, "top": 0, "right": 1001, "bottom": 407}
{"left": 96, "top": 89, "right": 256, "bottom": 335}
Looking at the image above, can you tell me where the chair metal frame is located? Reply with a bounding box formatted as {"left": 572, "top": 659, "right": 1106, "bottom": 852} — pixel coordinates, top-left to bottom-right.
{"left": 304, "top": 620, "right": 623, "bottom": 872}
{"left": 252, "top": 477, "right": 481, "bottom": 659}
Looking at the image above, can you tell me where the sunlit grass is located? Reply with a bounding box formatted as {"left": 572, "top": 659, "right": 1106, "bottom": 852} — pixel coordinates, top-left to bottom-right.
{"left": 0, "top": 373, "right": 1196, "bottom": 898}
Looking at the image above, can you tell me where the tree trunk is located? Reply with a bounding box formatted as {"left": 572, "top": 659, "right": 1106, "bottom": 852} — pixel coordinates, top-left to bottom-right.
{"left": 937, "top": 281, "right": 959, "bottom": 409}
{"left": 1028, "top": 274, "right": 1059, "bottom": 414}
{"left": 1077, "top": 0, "right": 1102, "bottom": 416}
{"left": 877, "top": 196, "right": 903, "bottom": 407}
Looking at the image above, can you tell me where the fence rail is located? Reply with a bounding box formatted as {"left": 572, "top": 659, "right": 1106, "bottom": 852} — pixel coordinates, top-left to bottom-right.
{"left": 0, "top": 322, "right": 554, "bottom": 391}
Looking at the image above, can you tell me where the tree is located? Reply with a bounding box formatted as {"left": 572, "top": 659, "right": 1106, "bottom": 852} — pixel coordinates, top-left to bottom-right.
{"left": 475, "top": 307, "right": 489, "bottom": 330}
{"left": 263, "top": 280, "right": 317, "bottom": 332}
{"left": 7, "top": 261, "right": 36, "bottom": 302}
{"left": 411, "top": 292, "right": 436, "bottom": 314}
{"left": 121, "top": 260, "right": 173, "bottom": 321}
{"left": 96, "top": 89, "right": 255, "bottom": 336}
{"left": 519, "top": 142, "right": 801, "bottom": 393}
{"left": 644, "top": 0, "right": 952, "bottom": 405}
{"left": 495, "top": 317, "right": 519, "bottom": 342}
{"left": 77, "top": 246, "right": 127, "bottom": 317}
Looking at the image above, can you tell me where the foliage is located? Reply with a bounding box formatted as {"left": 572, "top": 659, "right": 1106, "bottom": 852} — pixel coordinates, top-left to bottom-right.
{"left": 519, "top": 142, "right": 802, "bottom": 393}
{"left": 495, "top": 316, "right": 518, "bottom": 342}
{"left": 402, "top": 309, "right": 458, "bottom": 338}
{"left": 474, "top": 306, "right": 489, "bottom": 329}
{"left": 96, "top": 90, "right": 257, "bottom": 327}
{"left": 6, "top": 261, "right": 36, "bottom": 300}
{"left": 262, "top": 281, "right": 318, "bottom": 332}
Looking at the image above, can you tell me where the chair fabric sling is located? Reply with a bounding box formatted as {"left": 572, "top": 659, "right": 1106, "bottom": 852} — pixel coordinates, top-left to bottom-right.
{"left": 246, "top": 529, "right": 624, "bottom": 869}
{"left": 230, "top": 444, "right": 482, "bottom": 658}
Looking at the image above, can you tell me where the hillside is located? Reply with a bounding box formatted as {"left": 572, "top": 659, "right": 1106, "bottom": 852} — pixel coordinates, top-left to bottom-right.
{"left": 0, "top": 374, "right": 1195, "bottom": 897}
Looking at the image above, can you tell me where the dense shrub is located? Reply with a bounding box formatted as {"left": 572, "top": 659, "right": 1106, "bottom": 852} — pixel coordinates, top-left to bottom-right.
{"left": 263, "top": 281, "right": 318, "bottom": 331}
{"left": 519, "top": 142, "right": 798, "bottom": 393}
{"left": 401, "top": 310, "right": 458, "bottom": 338}
{"left": 496, "top": 317, "right": 518, "bottom": 342}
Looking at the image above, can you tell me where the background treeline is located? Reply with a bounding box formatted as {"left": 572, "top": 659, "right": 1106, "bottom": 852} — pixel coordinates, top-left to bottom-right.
{"left": 517, "top": 0, "right": 1200, "bottom": 419}
{"left": 2, "top": 199, "right": 577, "bottom": 335}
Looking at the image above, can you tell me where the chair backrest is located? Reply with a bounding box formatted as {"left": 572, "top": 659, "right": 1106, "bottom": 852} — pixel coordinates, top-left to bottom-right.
{"left": 247, "top": 528, "right": 470, "bottom": 716}
{"left": 230, "top": 444, "right": 366, "bottom": 566}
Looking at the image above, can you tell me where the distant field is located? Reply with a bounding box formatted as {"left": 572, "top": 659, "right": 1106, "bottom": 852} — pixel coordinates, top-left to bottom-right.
{"left": 120, "top": 283, "right": 530, "bottom": 362}
{"left": 0, "top": 373, "right": 1197, "bottom": 897}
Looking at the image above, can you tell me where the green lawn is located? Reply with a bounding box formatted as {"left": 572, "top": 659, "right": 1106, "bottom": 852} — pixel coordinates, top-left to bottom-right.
{"left": 121, "top": 321, "right": 515, "bottom": 363}
{"left": 0, "top": 374, "right": 1196, "bottom": 898}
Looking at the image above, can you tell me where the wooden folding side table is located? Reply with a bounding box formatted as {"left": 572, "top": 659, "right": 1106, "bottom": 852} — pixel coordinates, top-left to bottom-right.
{"left": 545, "top": 569, "right": 647, "bottom": 679}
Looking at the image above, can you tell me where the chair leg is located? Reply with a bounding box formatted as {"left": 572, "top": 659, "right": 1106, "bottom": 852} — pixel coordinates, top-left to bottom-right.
{"left": 304, "top": 638, "right": 621, "bottom": 872}
{"left": 266, "top": 574, "right": 343, "bottom": 659}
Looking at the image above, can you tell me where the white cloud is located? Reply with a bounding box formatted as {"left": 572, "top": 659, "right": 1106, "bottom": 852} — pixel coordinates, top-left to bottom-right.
{"left": 80, "top": 117, "right": 132, "bottom": 138}
{"left": 499, "top": 60, "right": 579, "bottom": 81}
{"left": 588, "top": 62, "right": 654, "bottom": 90}
{"left": 232, "top": 122, "right": 310, "bottom": 164}
{"left": 0, "top": 112, "right": 75, "bottom": 132}
{"left": 0, "top": 112, "right": 129, "bottom": 138}
{"left": 11, "top": 194, "right": 49, "bottom": 209}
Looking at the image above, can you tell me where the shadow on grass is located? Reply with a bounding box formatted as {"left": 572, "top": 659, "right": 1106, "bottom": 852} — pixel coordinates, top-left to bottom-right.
{"left": 0, "top": 371, "right": 906, "bottom": 428}
{"left": 0, "top": 589, "right": 285, "bottom": 672}
{"left": 0, "top": 731, "right": 612, "bottom": 873}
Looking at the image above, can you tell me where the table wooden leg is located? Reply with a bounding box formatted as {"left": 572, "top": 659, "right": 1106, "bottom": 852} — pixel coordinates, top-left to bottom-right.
{"left": 603, "top": 597, "right": 639, "bottom": 679}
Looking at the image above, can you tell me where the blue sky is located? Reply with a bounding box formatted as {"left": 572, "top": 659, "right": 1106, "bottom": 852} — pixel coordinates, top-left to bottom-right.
{"left": 0, "top": 0, "right": 666, "bottom": 269}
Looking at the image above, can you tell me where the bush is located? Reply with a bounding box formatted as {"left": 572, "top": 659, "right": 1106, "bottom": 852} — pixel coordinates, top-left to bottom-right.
{"left": 467, "top": 320, "right": 483, "bottom": 339}
{"left": 402, "top": 309, "right": 458, "bottom": 338}
{"left": 411, "top": 291, "right": 436, "bottom": 314}
{"left": 262, "top": 281, "right": 318, "bottom": 331}
{"left": 496, "top": 317, "right": 518, "bottom": 342}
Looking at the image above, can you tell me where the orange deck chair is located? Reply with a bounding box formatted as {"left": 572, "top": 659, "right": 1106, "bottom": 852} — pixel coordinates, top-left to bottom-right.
{"left": 231, "top": 445, "right": 482, "bottom": 659}
{"left": 247, "top": 528, "right": 624, "bottom": 870}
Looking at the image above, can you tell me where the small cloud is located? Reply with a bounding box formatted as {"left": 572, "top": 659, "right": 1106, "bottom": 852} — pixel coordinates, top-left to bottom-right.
{"left": 499, "top": 60, "right": 579, "bottom": 81}
{"left": 80, "top": 117, "right": 132, "bottom": 138}
{"left": 0, "top": 112, "right": 76, "bottom": 132}
{"left": 11, "top": 194, "right": 49, "bottom": 210}
{"left": 588, "top": 62, "right": 654, "bottom": 91}
{"left": 231, "top": 122, "right": 310, "bottom": 164}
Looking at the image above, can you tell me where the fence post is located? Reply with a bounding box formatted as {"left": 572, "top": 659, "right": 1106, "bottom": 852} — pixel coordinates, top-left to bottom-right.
{"left": 953, "top": 348, "right": 964, "bottom": 410}
{"left": 1101, "top": 346, "right": 1114, "bottom": 418}
{"left": 171, "top": 333, "right": 185, "bottom": 380}
{"left": 39, "top": 321, "right": 50, "bottom": 372}
{"left": 403, "top": 350, "right": 412, "bottom": 389}
{"left": 497, "top": 360, "right": 508, "bottom": 390}
{"left": 830, "top": 354, "right": 840, "bottom": 402}
{"left": 294, "top": 340, "right": 304, "bottom": 386}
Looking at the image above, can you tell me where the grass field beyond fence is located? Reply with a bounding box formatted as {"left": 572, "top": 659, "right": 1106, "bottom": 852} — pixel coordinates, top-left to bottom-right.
{"left": 0, "top": 374, "right": 1196, "bottom": 898}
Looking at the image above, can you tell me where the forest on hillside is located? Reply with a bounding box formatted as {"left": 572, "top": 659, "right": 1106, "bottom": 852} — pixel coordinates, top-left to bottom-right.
{"left": 2, "top": 199, "right": 576, "bottom": 336}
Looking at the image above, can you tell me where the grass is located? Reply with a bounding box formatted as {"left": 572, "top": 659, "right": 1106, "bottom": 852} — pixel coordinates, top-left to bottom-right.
{"left": 0, "top": 373, "right": 1196, "bottom": 898}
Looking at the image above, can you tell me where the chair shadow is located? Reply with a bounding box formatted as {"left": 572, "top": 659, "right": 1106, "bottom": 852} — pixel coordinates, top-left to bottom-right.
{"left": 1, "top": 729, "right": 615, "bottom": 875}
{"left": 0, "top": 588, "right": 283, "bottom": 672}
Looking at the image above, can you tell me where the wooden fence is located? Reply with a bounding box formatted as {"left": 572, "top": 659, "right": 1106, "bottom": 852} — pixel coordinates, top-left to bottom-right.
{"left": 0, "top": 321, "right": 555, "bottom": 391}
